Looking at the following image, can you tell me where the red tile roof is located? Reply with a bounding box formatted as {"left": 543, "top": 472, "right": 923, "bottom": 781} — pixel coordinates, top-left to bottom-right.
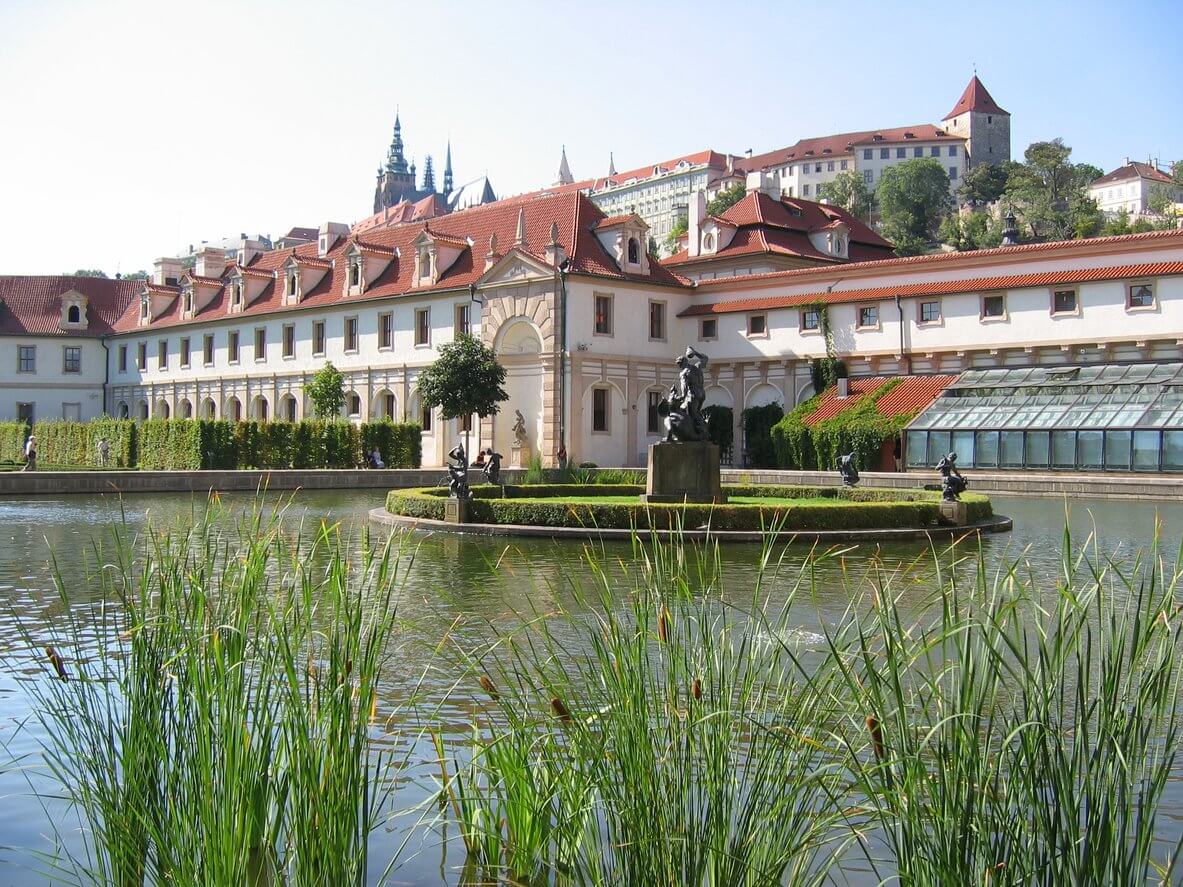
{"left": 0, "top": 276, "right": 141, "bottom": 337}
{"left": 943, "top": 76, "right": 1008, "bottom": 121}
{"left": 741, "top": 125, "right": 961, "bottom": 173}
{"left": 665, "top": 192, "right": 894, "bottom": 267}
{"left": 586, "top": 150, "right": 730, "bottom": 191}
{"left": 595, "top": 213, "right": 646, "bottom": 229}
{"left": 804, "top": 374, "right": 957, "bottom": 425}
{"left": 111, "top": 190, "right": 689, "bottom": 334}
{"left": 280, "top": 226, "right": 318, "bottom": 242}
{"left": 680, "top": 259, "right": 1183, "bottom": 317}
{"left": 689, "top": 227, "right": 1183, "bottom": 291}
{"left": 1091, "top": 161, "right": 1176, "bottom": 188}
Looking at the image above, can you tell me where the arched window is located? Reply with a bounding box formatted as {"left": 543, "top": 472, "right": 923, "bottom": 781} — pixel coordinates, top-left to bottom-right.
{"left": 117, "top": 401, "right": 129, "bottom": 418}
{"left": 67, "top": 305, "right": 81, "bottom": 323}
{"left": 703, "top": 233, "right": 716, "bottom": 252}
{"left": 627, "top": 237, "right": 640, "bottom": 264}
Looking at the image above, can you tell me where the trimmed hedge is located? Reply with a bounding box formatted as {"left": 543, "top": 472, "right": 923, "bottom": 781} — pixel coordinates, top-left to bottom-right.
{"left": 386, "top": 483, "right": 993, "bottom": 531}
{"left": 742, "top": 403, "right": 784, "bottom": 468}
{"left": 12, "top": 418, "right": 420, "bottom": 470}
{"left": 0, "top": 420, "right": 29, "bottom": 463}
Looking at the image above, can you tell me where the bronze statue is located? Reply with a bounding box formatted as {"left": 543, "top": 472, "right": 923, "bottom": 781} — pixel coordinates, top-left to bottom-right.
{"left": 837, "top": 452, "right": 859, "bottom": 487}
{"left": 662, "top": 346, "right": 709, "bottom": 442}
{"left": 447, "top": 442, "right": 470, "bottom": 499}
{"left": 482, "top": 449, "right": 503, "bottom": 485}
{"left": 935, "top": 451, "right": 967, "bottom": 501}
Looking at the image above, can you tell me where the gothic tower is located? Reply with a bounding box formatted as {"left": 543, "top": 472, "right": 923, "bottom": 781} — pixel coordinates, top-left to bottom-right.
{"left": 373, "top": 112, "right": 427, "bottom": 213}
{"left": 422, "top": 154, "right": 436, "bottom": 193}
{"left": 942, "top": 75, "right": 1011, "bottom": 169}
{"left": 443, "top": 142, "right": 454, "bottom": 195}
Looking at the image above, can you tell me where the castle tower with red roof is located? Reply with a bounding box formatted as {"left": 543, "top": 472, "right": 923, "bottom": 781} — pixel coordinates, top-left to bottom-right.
{"left": 942, "top": 75, "right": 1010, "bottom": 169}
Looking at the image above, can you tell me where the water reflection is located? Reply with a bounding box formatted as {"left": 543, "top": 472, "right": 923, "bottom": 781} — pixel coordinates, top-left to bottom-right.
{"left": 1, "top": 489, "right": 1183, "bottom": 884}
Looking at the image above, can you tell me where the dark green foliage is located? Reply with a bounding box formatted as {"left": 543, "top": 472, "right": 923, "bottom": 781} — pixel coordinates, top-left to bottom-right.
{"left": 32, "top": 419, "right": 137, "bottom": 468}
{"left": 386, "top": 483, "right": 992, "bottom": 530}
{"left": 741, "top": 403, "right": 784, "bottom": 468}
{"left": 877, "top": 158, "right": 954, "bottom": 255}
{"left": 771, "top": 379, "right": 911, "bottom": 471}
{"left": 0, "top": 421, "right": 27, "bottom": 463}
{"left": 415, "top": 334, "right": 508, "bottom": 423}
{"left": 810, "top": 357, "right": 845, "bottom": 397}
{"left": 705, "top": 183, "right": 746, "bottom": 217}
{"left": 701, "top": 405, "right": 733, "bottom": 454}
{"left": 361, "top": 420, "right": 422, "bottom": 469}
{"left": 305, "top": 363, "right": 347, "bottom": 418}
{"left": 136, "top": 420, "right": 201, "bottom": 469}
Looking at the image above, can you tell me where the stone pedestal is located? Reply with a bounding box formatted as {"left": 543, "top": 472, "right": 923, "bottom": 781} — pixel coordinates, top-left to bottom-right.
{"left": 510, "top": 444, "right": 528, "bottom": 469}
{"left": 938, "top": 499, "right": 968, "bottom": 526}
{"left": 444, "top": 497, "right": 470, "bottom": 524}
{"left": 642, "top": 441, "right": 726, "bottom": 504}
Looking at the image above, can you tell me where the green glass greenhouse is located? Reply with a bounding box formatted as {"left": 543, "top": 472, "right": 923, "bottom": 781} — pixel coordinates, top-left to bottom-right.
{"left": 905, "top": 363, "right": 1183, "bottom": 472}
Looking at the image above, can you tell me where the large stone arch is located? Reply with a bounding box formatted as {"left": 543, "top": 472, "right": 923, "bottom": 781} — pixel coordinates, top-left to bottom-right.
{"left": 704, "top": 384, "right": 733, "bottom": 408}
{"left": 578, "top": 378, "right": 628, "bottom": 467}
{"left": 490, "top": 315, "right": 547, "bottom": 462}
{"left": 745, "top": 382, "right": 783, "bottom": 409}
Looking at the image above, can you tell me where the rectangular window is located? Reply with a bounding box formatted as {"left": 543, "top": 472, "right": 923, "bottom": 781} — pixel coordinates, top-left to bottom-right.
{"left": 592, "top": 387, "right": 609, "bottom": 432}
{"left": 1052, "top": 289, "right": 1077, "bottom": 314}
{"left": 862, "top": 169, "right": 873, "bottom": 185}
{"left": 981, "top": 294, "right": 1006, "bottom": 319}
{"left": 62, "top": 346, "right": 81, "bottom": 373}
{"left": 913, "top": 147, "right": 923, "bottom": 157}
{"left": 647, "top": 390, "right": 662, "bottom": 434}
{"left": 826, "top": 161, "right": 834, "bottom": 171}
{"left": 594, "top": 294, "right": 613, "bottom": 335}
{"left": 1128, "top": 282, "right": 1155, "bottom": 308}
{"left": 803, "top": 184, "right": 810, "bottom": 196}
{"left": 814, "top": 163, "right": 822, "bottom": 173}
{"left": 700, "top": 317, "right": 717, "bottom": 340}
{"left": 16, "top": 345, "right": 33, "bottom": 374}
{"left": 648, "top": 301, "right": 666, "bottom": 340}
{"left": 858, "top": 305, "right": 879, "bottom": 328}
{"left": 455, "top": 303, "right": 470, "bottom": 336}
{"left": 863, "top": 148, "right": 872, "bottom": 160}
{"left": 840, "top": 159, "right": 848, "bottom": 170}
{"left": 282, "top": 324, "right": 295, "bottom": 358}
{"left": 16, "top": 402, "right": 34, "bottom": 425}
{"left": 118, "top": 344, "right": 128, "bottom": 373}
{"left": 420, "top": 404, "right": 433, "bottom": 432}
{"left": 747, "top": 313, "right": 767, "bottom": 336}
{"left": 949, "top": 166, "right": 958, "bottom": 179}
{"left": 930, "top": 146, "right": 940, "bottom": 157}
{"left": 896, "top": 147, "right": 906, "bottom": 158}
{"left": 203, "top": 334, "right": 214, "bottom": 366}
{"left": 948, "top": 145, "right": 958, "bottom": 156}
{"left": 801, "top": 308, "right": 819, "bottom": 331}
{"left": 880, "top": 148, "right": 889, "bottom": 159}
{"left": 228, "top": 331, "right": 240, "bottom": 364}
{"left": 137, "top": 342, "right": 147, "bottom": 370}
{"left": 920, "top": 300, "right": 940, "bottom": 323}
{"left": 254, "top": 328, "right": 266, "bottom": 362}
{"left": 179, "top": 337, "right": 190, "bottom": 368}
{"left": 158, "top": 339, "right": 168, "bottom": 369}
{"left": 379, "top": 312, "right": 393, "bottom": 349}
{"left": 313, "top": 321, "right": 326, "bottom": 356}
{"left": 414, "top": 309, "right": 429, "bottom": 346}
{"left": 345, "top": 316, "right": 359, "bottom": 352}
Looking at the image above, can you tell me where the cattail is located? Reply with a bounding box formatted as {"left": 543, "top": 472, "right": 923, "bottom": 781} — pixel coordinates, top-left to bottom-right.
{"left": 45, "top": 646, "right": 68, "bottom": 681}
{"left": 550, "top": 696, "right": 573, "bottom": 724}
{"left": 691, "top": 678, "right": 703, "bottom": 701}
{"left": 658, "top": 606, "right": 670, "bottom": 643}
{"left": 479, "top": 675, "right": 499, "bottom": 701}
{"left": 866, "top": 715, "right": 884, "bottom": 761}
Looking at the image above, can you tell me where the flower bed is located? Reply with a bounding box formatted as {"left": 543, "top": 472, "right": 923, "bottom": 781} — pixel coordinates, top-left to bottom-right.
{"left": 385, "top": 483, "right": 993, "bottom": 531}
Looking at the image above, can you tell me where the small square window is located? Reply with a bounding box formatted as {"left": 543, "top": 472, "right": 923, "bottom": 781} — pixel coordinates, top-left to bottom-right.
{"left": 592, "top": 387, "right": 609, "bottom": 432}
{"left": 700, "top": 317, "right": 717, "bottom": 340}
{"left": 930, "top": 146, "right": 940, "bottom": 157}
{"left": 920, "top": 300, "right": 941, "bottom": 323}
{"left": 1128, "top": 283, "right": 1155, "bottom": 309}
{"left": 896, "top": 147, "right": 905, "bottom": 158}
{"left": 982, "top": 294, "right": 1006, "bottom": 319}
{"left": 858, "top": 305, "right": 878, "bottom": 328}
{"left": 863, "top": 148, "right": 872, "bottom": 160}
{"left": 1052, "top": 289, "right": 1077, "bottom": 314}
{"left": 913, "top": 147, "right": 923, "bottom": 157}
{"left": 948, "top": 145, "right": 958, "bottom": 157}
{"left": 801, "top": 309, "right": 819, "bottom": 331}
{"left": 63, "top": 346, "right": 81, "bottom": 373}
{"left": 880, "top": 148, "right": 889, "bottom": 159}
{"left": 747, "top": 313, "right": 767, "bottom": 336}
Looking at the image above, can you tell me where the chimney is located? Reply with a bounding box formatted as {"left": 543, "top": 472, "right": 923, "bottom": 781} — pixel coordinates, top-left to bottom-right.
{"left": 544, "top": 221, "right": 565, "bottom": 266}
{"left": 687, "top": 190, "right": 707, "bottom": 257}
{"left": 1124, "top": 156, "right": 1131, "bottom": 166}
{"left": 194, "top": 246, "right": 227, "bottom": 279}
{"left": 837, "top": 377, "right": 850, "bottom": 397}
{"left": 318, "top": 222, "right": 350, "bottom": 258}
{"left": 153, "top": 256, "right": 184, "bottom": 286}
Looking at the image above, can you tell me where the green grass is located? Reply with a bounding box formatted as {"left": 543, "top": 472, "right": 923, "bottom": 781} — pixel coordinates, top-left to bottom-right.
{"left": 498, "top": 494, "right": 841, "bottom": 505}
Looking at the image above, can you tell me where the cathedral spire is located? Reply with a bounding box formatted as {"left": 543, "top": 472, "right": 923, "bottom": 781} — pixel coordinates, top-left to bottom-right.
{"left": 386, "top": 111, "right": 409, "bottom": 175}
{"left": 423, "top": 154, "right": 436, "bottom": 193}
{"left": 554, "top": 145, "right": 574, "bottom": 186}
{"left": 443, "top": 141, "right": 454, "bottom": 194}
{"left": 608, "top": 151, "right": 617, "bottom": 176}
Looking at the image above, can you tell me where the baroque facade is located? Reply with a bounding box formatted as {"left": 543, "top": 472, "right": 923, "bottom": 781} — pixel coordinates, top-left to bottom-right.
{"left": 4, "top": 189, "right": 1183, "bottom": 470}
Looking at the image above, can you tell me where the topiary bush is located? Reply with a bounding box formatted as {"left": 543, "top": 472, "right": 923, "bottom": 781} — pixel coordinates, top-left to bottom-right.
{"left": 742, "top": 403, "right": 784, "bottom": 468}
{"left": 702, "top": 405, "right": 734, "bottom": 458}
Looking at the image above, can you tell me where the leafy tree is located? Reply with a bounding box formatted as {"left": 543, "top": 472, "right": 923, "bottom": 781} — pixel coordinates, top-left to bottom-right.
{"left": 705, "top": 183, "right": 747, "bottom": 217}
{"left": 663, "top": 216, "right": 688, "bottom": 254}
{"left": 940, "top": 210, "right": 1003, "bottom": 251}
{"left": 818, "top": 170, "right": 872, "bottom": 219}
{"left": 119, "top": 270, "right": 149, "bottom": 280}
{"left": 1147, "top": 185, "right": 1178, "bottom": 219}
{"left": 415, "top": 333, "right": 508, "bottom": 459}
{"left": 876, "top": 158, "right": 953, "bottom": 256}
{"left": 1171, "top": 160, "right": 1183, "bottom": 185}
{"left": 1002, "top": 139, "right": 1103, "bottom": 242}
{"left": 305, "top": 362, "right": 346, "bottom": 419}
{"left": 957, "top": 162, "right": 1009, "bottom": 204}
{"left": 71, "top": 269, "right": 108, "bottom": 278}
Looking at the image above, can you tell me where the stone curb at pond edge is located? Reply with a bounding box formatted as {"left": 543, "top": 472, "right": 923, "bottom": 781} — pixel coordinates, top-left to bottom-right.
{"left": 368, "top": 507, "right": 1013, "bottom": 544}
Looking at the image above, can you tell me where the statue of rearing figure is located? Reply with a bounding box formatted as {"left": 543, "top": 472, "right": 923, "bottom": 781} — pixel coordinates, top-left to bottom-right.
{"left": 663, "top": 346, "right": 709, "bottom": 443}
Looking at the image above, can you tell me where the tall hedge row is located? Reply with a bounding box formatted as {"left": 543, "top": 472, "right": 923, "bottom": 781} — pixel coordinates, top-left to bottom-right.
{"left": 11, "top": 418, "right": 420, "bottom": 470}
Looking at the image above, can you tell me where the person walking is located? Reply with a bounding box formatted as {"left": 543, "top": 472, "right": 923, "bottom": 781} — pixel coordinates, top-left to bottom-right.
{"left": 97, "top": 436, "right": 110, "bottom": 468}
{"left": 23, "top": 434, "right": 37, "bottom": 471}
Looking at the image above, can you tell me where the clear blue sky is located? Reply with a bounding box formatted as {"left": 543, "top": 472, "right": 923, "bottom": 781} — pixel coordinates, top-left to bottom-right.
{"left": 1, "top": 0, "right": 1179, "bottom": 274}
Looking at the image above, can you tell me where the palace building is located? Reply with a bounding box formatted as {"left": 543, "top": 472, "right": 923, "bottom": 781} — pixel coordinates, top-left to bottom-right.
{"left": 4, "top": 184, "right": 1183, "bottom": 472}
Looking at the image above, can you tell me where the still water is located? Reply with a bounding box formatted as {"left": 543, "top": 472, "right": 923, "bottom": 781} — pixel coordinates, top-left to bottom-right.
{"left": 0, "top": 489, "right": 1180, "bottom": 884}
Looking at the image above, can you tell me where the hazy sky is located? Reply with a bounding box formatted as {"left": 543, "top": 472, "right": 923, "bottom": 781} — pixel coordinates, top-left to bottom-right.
{"left": 2, "top": 0, "right": 1180, "bottom": 275}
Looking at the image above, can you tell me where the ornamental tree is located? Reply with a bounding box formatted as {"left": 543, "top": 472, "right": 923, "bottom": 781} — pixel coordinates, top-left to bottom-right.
{"left": 415, "top": 334, "right": 508, "bottom": 459}
{"left": 305, "top": 362, "right": 346, "bottom": 419}
{"left": 877, "top": 158, "right": 954, "bottom": 256}
{"left": 818, "top": 170, "right": 873, "bottom": 220}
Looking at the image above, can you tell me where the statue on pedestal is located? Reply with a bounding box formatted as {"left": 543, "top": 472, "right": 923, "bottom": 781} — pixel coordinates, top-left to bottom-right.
{"left": 935, "top": 451, "right": 967, "bottom": 501}
{"left": 837, "top": 452, "right": 859, "bottom": 487}
{"left": 512, "top": 410, "right": 528, "bottom": 447}
{"left": 447, "top": 442, "right": 470, "bottom": 499}
{"left": 661, "top": 346, "right": 709, "bottom": 443}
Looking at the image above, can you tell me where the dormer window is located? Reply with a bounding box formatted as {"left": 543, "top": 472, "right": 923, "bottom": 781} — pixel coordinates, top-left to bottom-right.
{"left": 139, "top": 294, "right": 149, "bottom": 322}
{"left": 349, "top": 258, "right": 363, "bottom": 290}
{"left": 627, "top": 237, "right": 640, "bottom": 265}
{"left": 702, "top": 233, "right": 716, "bottom": 252}
{"left": 230, "top": 282, "right": 243, "bottom": 310}
{"left": 286, "top": 272, "right": 298, "bottom": 300}
{"left": 182, "top": 288, "right": 194, "bottom": 316}
{"left": 67, "top": 305, "right": 80, "bottom": 324}
{"left": 417, "top": 245, "right": 434, "bottom": 282}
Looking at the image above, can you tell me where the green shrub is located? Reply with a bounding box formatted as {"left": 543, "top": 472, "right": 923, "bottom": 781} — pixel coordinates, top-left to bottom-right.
{"left": 702, "top": 404, "right": 734, "bottom": 455}
{"left": 741, "top": 403, "right": 784, "bottom": 468}
{"left": 0, "top": 420, "right": 27, "bottom": 463}
{"left": 361, "top": 420, "right": 422, "bottom": 468}
{"left": 136, "top": 420, "right": 201, "bottom": 469}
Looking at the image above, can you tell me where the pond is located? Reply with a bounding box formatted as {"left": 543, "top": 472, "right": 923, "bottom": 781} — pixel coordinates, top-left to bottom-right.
{"left": 0, "top": 489, "right": 1180, "bottom": 884}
